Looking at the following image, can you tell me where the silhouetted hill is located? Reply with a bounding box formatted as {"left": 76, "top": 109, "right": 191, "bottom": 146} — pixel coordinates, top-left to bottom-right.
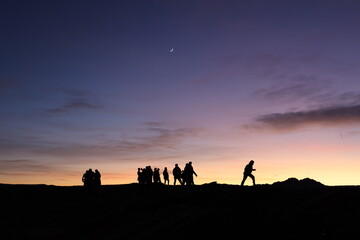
{"left": 272, "top": 177, "right": 325, "bottom": 189}
{"left": 1, "top": 183, "right": 359, "bottom": 239}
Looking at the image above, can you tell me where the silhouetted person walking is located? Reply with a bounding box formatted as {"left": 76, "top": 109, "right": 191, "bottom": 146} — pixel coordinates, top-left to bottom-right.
{"left": 163, "top": 167, "right": 169, "bottom": 185}
{"left": 241, "top": 160, "right": 256, "bottom": 186}
{"left": 186, "top": 161, "right": 197, "bottom": 185}
{"left": 172, "top": 164, "right": 182, "bottom": 185}
{"left": 182, "top": 163, "right": 189, "bottom": 185}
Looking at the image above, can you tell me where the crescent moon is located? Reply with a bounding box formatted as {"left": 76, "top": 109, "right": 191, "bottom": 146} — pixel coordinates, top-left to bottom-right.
{"left": 170, "top": 48, "right": 174, "bottom": 52}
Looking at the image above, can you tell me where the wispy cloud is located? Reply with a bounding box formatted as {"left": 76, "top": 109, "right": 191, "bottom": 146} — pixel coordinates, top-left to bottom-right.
{"left": 0, "top": 159, "right": 55, "bottom": 174}
{"left": 140, "top": 127, "right": 203, "bottom": 149}
{"left": 47, "top": 99, "right": 102, "bottom": 114}
{"left": 143, "top": 121, "right": 166, "bottom": 127}
{"left": 0, "top": 126, "right": 204, "bottom": 163}
{"left": 254, "top": 74, "right": 327, "bottom": 102}
{"left": 310, "top": 91, "right": 360, "bottom": 107}
{"left": 94, "top": 127, "right": 203, "bottom": 154}
{"left": 45, "top": 89, "right": 103, "bottom": 114}
{"left": 248, "top": 104, "right": 360, "bottom": 131}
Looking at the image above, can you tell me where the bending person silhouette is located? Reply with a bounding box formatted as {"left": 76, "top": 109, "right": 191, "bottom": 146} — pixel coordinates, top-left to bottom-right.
{"left": 241, "top": 160, "right": 256, "bottom": 186}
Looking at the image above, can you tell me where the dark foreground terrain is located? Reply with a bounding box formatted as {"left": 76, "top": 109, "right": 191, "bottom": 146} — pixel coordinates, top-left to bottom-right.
{"left": 1, "top": 182, "right": 360, "bottom": 240}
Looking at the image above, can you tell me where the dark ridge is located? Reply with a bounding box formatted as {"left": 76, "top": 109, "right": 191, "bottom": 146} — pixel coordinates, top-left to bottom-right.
{"left": 272, "top": 177, "right": 325, "bottom": 189}
{"left": 2, "top": 183, "right": 360, "bottom": 239}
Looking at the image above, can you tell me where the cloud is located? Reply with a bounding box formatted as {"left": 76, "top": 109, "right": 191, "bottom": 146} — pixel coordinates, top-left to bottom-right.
{"left": 2, "top": 126, "right": 204, "bottom": 163}
{"left": 0, "top": 159, "right": 55, "bottom": 174}
{"left": 249, "top": 104, "right": 360, "bottom": 131}
{"left": 310, "top": 91, "right": 360, "bottom": 107}
{"left": 45, "top": 89, "right": 103, "bottom": 114}
{"left": 46, "top": 99, "right": 102, "bottom": 114}
{"left": 142, "top": 121, "right": 166, "bottom": 127}
{"left": 94, "top": 127, "right": 203, "bottom": 153}
{"left": 254, "top": 74, "right": 326, "bottom": 101}
{"left": 141, "top": 127, "right": 203, "bottom": 149}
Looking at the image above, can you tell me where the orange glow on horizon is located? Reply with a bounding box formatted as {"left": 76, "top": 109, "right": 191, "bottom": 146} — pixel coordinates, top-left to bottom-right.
{"left": 1, "top": 154, "right": 359, "bottom": 186}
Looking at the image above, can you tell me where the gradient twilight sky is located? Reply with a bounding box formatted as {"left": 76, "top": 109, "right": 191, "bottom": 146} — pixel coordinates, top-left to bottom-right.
{"left": 1, "top": 0, "right": 360, "bottom": 186}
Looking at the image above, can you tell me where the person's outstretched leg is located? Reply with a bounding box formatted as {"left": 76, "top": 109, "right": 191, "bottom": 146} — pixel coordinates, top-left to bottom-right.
{"left": 249, "top": 174, "right": 255, "bottom": 185}
{"left": 241, "top": 175, "right": 248, "bottom": 186}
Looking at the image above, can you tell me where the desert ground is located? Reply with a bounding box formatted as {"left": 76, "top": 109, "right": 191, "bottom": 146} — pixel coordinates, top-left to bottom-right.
{"left": 1, "top": 180, "right": 360, "bottom": 240}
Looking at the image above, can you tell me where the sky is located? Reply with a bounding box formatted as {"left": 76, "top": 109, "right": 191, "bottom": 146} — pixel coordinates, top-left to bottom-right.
{"left": 1, "top": 0, "right": 360, "bottom": 186}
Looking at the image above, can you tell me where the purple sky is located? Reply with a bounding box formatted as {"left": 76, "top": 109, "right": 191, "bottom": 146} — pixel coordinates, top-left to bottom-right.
{"left": 1, "top": 0, "right": 360, "bottom": 185}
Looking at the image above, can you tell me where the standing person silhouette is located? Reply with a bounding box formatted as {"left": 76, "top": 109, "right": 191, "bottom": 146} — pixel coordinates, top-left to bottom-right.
{"left": 241, "top": 160, "right": 256, "bottom": 186}
{"left": 82, "top": 168, "right": 95, "bottom": 190}
{"left": 188, "top": 161, "right": 197, "bottom": 185}
{"left": 163, "top": 167, "right": 169, "bottom": 185}
{"left": 94, "top": 169, "right": 101, "bottom": 188}
{"left": 172, "top": 164, "right": 182, "bottom": 185}
{"left": 153, "top": 168, "right": 161, "bottom": 184}
{"left": 137, "top": 168, "right": 142, "bottom": 184}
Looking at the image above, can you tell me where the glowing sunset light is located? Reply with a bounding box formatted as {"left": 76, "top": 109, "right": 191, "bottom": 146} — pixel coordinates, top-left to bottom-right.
{"left": 1, "top": 1, "right": 360, "bottom": 186}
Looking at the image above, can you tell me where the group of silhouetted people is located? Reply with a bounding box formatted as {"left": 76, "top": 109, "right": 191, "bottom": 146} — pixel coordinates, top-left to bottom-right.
{"left": 137, "top": 162, "right": 198, "bottom": 186}
{"left": 82, "top": 168, "right": 101, "bottom": 189}
{"left": 135, "top": 160, "right": 255, "bottom": 186}
{"left": 81, "top": 160, "right": 256, "bottom": 188}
